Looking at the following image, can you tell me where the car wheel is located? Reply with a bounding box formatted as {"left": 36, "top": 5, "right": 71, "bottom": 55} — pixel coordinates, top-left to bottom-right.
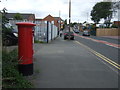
{"left": 12, "top": 39, "right": 18, "bottom": 45}
{"left": 71, "top": 38, "right": 74, "bottom": 40}
{"left": 3, "top": 38, "right": 12, "bottom": 46}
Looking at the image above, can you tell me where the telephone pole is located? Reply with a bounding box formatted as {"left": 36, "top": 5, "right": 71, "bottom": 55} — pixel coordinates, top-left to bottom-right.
{"left": 69, "top": 0, "right": 71, "bottom": 32}
{"left": 59, "top": 10, "right": 61, "bottom": 31}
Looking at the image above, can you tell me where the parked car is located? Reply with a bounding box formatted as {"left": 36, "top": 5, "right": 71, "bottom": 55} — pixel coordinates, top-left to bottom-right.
{"left": 82, "top": 30, "right": 90, "bottom": 36}
{"left": 74, "top": 29, "right": 79, "bottom": 33}
{"left": 2, "top": 24, "right": 18, "bottom": 46}
{"left": 64, "top": 31, "right": 74, "bottom": 40}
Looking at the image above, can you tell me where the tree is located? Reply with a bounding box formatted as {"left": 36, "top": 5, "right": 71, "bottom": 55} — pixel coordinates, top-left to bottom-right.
{"left": 70, "top": 22, "right": 77, "bottom": 27}
{"left": 14, "top": 13, "right": 23, "bottom": 20}
{"left": 91, "top": 2, "right": 113, "bottom": 27}
{"left": 64, "top": 19, "right": 67, "bottom": 25}
{"left": 1, "top": 8, "right": 9, "bottom": 25}
{"left": 63, "top": 19, "right": 67, "bottom": 29}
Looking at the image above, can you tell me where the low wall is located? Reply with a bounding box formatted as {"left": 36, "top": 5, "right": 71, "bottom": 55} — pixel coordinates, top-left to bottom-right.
{"left": 96, "top": 28, "right": 119, "bottom": 36}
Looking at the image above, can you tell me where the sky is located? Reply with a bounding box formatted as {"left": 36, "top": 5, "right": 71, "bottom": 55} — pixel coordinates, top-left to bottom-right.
{"left": 0, "top": 0, "right": 119, "bottom": 23}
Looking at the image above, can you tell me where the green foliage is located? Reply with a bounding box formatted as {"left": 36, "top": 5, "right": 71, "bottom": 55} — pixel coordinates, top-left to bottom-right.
{"left": 70, "top": 22, "right": 77, "bottom": 27}
{"left": 34, "top": 40, "right": 44, "bottom": 43}
{"left": 2, "top": 49, "right": 18, "bottom": 77}
{"left": 91, "top": 24, "right": 96, "bottom": 31}
{"left": 2, "top": 49, "right": 33, "bottom": 88}
{"left": 14, "top": 13, "right": 23, "bottom": 20}
{"left": 91, "top": 2, "right": 112, "bottom": 24}
{"left": 111, "top": 24, "right": 118, "bottom": 28}
{"left": 63, "top": 19, "right": 67, "bottom": 29}
{"left": 1, "top": 8, "right": 13, "bottom": 43}
{"left": 2, "top": 24, "right": 13, "bottom": 46}
{"left": 1, "top": 8, "right": 9, "bottom": 25}
{"left": 64, "top": 19, "right": 67, "bottom": 25}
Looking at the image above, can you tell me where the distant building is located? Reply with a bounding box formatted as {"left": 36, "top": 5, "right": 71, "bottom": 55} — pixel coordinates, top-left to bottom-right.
{"left": 35, "top": 19, "right": 44, "bottom": 22}
{"left": 114, "top": 21, "right": 120, "bottom": 27}
{"left": 5, "top": 13, "right": 35, "bottom": 21}
{"left": 54, "top": 17, "right": 64, "bottom": 29}
{"left": 43, "top": 14, "right": 64, "bottom": 29}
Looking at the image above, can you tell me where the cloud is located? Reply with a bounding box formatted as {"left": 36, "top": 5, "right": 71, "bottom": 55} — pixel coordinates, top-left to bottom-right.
{"left": 1, "top": 0, "right": 115, "bottom": 23}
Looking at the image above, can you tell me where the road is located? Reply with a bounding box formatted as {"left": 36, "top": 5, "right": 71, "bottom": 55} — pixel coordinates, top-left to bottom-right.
{"left": 27, "top": 33, "right": 119, "bottom": 88}
{"left": 74, "top": 32, "right": 119, "bottom": 72}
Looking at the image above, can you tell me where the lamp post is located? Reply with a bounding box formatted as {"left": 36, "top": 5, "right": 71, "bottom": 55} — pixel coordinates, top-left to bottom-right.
{"left": 118, "top": 1, "right": 120, "bottom": 22}
{"left": 59, "top": 10, "right": 61, "bottom": 31}
{"left": 69, "top": 0, "right": 71, "bottom": 32}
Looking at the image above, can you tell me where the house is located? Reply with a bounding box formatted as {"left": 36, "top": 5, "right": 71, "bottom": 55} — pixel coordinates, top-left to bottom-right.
{"left": 54, "top": 17, "right": 64, "bottom": 29}
{"left": 43, "top": 14, "right": 58, "bottom": 27}
{"left": 43, "top": 14, "right": 64, "bottom": 29}
{"left": 114, "top": 21, "right": 120, "bottom": 27}
{"left": 5, "top": 13, "right": 35, "bottom": 21}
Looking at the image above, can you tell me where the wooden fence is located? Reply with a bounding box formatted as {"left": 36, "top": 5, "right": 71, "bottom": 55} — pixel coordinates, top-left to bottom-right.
{"left": 96, "top": 28, "right": 120, "bottom": 36}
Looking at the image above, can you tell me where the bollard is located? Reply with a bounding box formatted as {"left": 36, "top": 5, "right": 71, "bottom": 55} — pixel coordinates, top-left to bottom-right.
{"left": 16, "top": 22, "right": 36, "bottom": 76}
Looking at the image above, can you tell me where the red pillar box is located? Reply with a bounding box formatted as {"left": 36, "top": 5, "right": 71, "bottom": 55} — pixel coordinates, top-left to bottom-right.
{"left": 16, "top": 22, "right": 36, "bottom": 76}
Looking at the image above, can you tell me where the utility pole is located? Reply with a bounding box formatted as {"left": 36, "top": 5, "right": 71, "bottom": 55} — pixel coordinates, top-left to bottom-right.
{"left": 118, "top": 1, "right": 120, "bottom": 21}
{"left": 59, "top": 10, "right": 61, "bottom": 31}
{"left": 69, "top": 0, "right": 71, "bottom": 32}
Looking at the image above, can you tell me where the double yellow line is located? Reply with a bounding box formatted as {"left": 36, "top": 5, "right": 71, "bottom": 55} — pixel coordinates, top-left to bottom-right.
{"left": 74, "top": 41, "right": 120, "bottom": 70}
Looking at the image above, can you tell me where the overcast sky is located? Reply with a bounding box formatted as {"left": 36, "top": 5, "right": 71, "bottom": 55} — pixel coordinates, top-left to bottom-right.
{"left": 0, "top": 0, "right": 119, "bottom": 23}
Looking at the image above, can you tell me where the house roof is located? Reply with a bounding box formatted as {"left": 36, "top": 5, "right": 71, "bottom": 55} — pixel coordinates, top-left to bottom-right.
{"left": 43, "top": 14, "right": 54, "bottom": 20}
{"left": 54, "top": 17, "right": 63, "bottom": 21}
{"left": 5, "top": 13, "right": 35, "bottom": 20}
{"left": 43, "top": 14, "right": 63, "bottom": 21}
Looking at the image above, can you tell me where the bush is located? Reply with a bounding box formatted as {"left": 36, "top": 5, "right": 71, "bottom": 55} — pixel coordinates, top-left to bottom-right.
{"left": 111, "top": 24, "right": 118, "bottom": 28}
{"left": 2, "top": 49, "right": 33, "bottom": 88}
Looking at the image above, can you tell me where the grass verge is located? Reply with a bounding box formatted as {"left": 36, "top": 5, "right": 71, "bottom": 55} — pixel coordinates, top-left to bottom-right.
{"left": 34, "top": 40, "right": 44, "bottom": 43}
{"left": 2, "top": 49, "right": 33, "bottom": 88}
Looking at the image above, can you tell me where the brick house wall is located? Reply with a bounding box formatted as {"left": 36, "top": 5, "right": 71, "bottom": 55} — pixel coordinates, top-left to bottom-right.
{"left": 43, "top": 15, "right": 59, "bottom": 28}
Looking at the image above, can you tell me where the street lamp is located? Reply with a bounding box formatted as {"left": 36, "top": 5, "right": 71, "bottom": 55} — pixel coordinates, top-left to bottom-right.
{"left": 118, "top": 1, "right": 120, "bottom": 21}
{"left": 69, "top": 0, "right": 71, "bottom": 32}
{"left": 59, "top": 10, "right": 61, "bottom": 31}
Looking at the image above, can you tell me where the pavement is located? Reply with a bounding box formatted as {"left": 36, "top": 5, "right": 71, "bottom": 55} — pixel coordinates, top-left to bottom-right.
{"left": 26, "top": 37, "right": 118, "bottom": 88}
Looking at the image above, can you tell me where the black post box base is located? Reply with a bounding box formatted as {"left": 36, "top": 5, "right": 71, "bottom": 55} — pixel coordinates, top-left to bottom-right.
{"left": 18, "top": 63, "right": 33, "bottom": 76}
